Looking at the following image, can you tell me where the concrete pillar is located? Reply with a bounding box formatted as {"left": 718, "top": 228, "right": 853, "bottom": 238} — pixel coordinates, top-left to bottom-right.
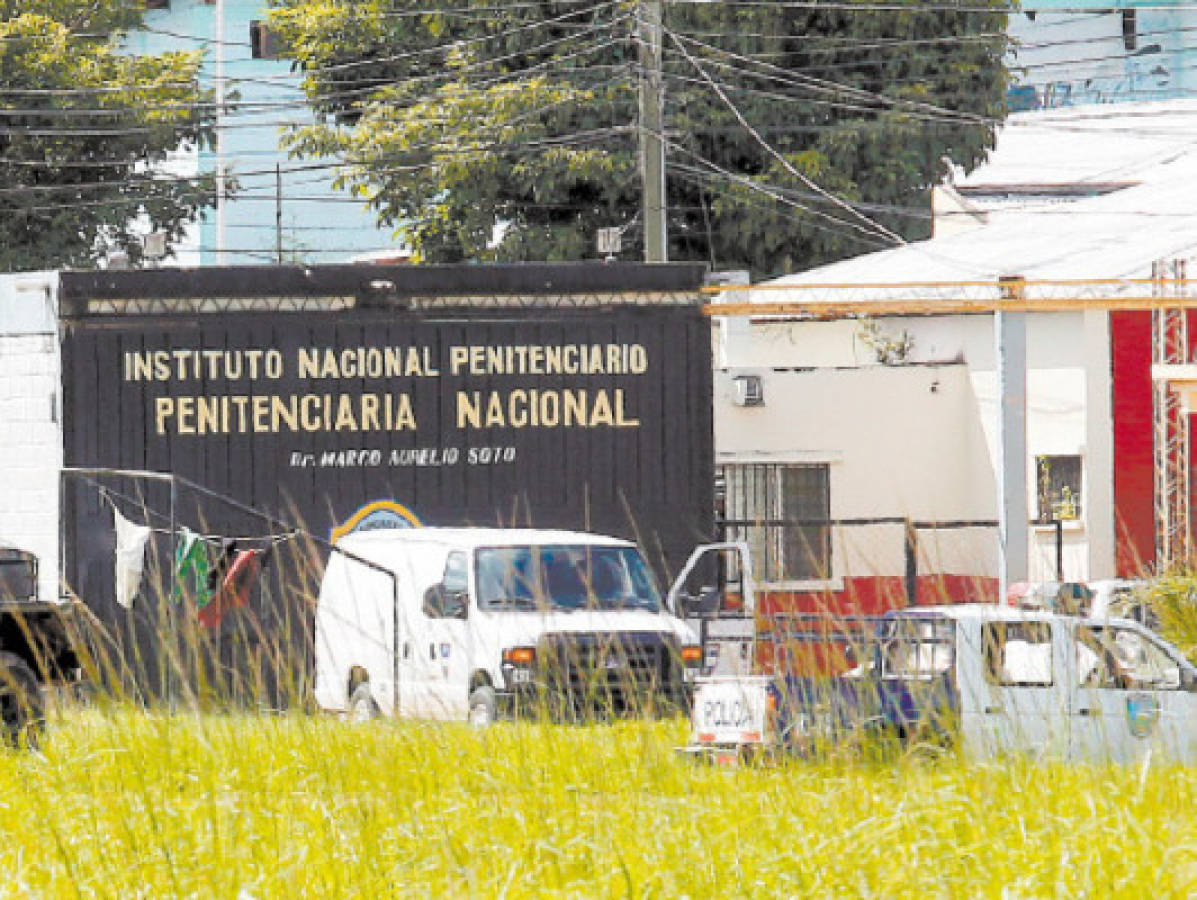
{"left": 1084, "top": 308, "right": 1116, "bottom": 579}
{"left": 996, "top": 305, "right": 1029, "bottom": 598}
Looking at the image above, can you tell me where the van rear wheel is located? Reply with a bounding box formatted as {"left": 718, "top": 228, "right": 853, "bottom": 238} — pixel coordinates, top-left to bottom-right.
{"left": 347, "top": 683, "right": 379, "bottom": 722}
{"left": 468, "top": 685, "right": 497, "bottom": 727}
{"left": 0, "top": 652, "right": 44, "bottom": 749}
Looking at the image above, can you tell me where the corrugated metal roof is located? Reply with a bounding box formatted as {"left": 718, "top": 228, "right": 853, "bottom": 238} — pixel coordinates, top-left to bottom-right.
{"left": 753, "top": 100, "right": 1197, "bottom": 297}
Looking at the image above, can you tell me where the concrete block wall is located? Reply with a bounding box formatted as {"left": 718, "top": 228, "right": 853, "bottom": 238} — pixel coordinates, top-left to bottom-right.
{"left": 0, "top": 273, "right": 62, "bottom": 603}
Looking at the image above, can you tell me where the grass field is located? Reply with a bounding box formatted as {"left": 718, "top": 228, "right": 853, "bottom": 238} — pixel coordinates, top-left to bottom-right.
{"left": 0, "top": 708, "right": 1193, "bottom": 898}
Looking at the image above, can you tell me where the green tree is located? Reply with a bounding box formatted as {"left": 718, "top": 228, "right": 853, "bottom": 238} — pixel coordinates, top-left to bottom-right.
{"left": 0, "top": 0, "right": 218, "bottom": 271}
{"left": 271, "top": 0, "right": 1009, "bottom": 276}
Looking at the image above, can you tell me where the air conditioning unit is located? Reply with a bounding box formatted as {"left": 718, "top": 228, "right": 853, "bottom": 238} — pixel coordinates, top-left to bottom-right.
{"left": 732, "top": 374, "right": 764, "bottom": 407}
{"left": 142, "top": 231, "right": 167, "bottom": 261}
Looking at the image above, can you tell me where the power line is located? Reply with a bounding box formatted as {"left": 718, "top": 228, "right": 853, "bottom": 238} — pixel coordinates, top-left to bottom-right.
{"left": 668, "top": 162, "right": 896, "bottom": 257}
{"left": 0, "top": 0, "right": 624, "bottom": 95}
{"left": 0, "top": 10, "right": 1173, "bottom": 124}
{"left": 9, "top": 0, "right": 1162, "bottom": 270}
{"left": 663, "top": 136, "right": 900, "bottom": 250}
{"left": 666, "top": 30, "right": 992, "bottom": 125}
{"left": 229, "top": 0, "right": 628, "bottom": 85}
{"left": 664, "top": 1, "right": 1059, "bottom": 12}
{"left": 1, "top": 124, "right": 633, "bottom": 214}
{"left": 0, "top": 41, "right": 630, "bottom": 122}
{"left": 662, "top": 22, "right": 904, "bottom": 246}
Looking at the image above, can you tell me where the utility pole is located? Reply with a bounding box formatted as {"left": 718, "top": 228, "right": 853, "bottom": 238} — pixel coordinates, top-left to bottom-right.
{"left": 637, "top": 0, "right": 667, "bottom": 262}
{"left": 215, "top": 0, "right": 227, "bottom": 261}
{"left": 275, "top": 164, "right": 283, "bottom": 264}
{"left": 995, "top": 275, "right": 1029, "bottom": 601}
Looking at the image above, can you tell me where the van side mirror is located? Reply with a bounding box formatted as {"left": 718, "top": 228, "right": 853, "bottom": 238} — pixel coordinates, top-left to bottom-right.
{"left": 423, "top": 584, "right": 468, "bottom": 620}
{"left": 679, "top": 586, "right": 721, "bottom": 618}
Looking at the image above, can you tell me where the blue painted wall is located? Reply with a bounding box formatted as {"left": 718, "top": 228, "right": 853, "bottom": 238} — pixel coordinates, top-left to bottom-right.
{"left": 124, "top": 1, "right": 401, "bottom": 266}
{"left": 1010, "top": 5, "right": 1197, "bottom": 108}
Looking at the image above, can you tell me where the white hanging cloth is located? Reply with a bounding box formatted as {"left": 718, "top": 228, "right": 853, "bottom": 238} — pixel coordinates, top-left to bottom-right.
{"left": 113, "top": 507, "right": 151, "bottom": 609}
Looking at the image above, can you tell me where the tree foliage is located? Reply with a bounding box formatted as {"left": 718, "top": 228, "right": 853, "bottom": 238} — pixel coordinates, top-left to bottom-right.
{"left": 271, "top": 0, "right": 1009, "bottom": 276}
{"left": 0, "top": 0, "right": 218, "bottom": 271}
{"left": 1139, "top": 572, "right": 1197, "bottom": 664}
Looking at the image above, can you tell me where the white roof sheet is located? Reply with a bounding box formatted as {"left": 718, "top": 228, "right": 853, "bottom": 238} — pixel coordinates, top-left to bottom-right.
{"left": 747, "top": 100, "right": 1197, "bottom": 297}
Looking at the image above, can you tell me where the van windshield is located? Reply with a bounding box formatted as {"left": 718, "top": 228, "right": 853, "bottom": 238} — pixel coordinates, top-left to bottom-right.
{"left": 475, "top": 545, "right": 662, "bottom": 613}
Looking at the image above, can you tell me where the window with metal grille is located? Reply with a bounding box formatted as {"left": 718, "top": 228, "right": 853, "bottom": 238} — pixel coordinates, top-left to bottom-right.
{"left": 1036, "top": 454, "right": 1082, "bottom": 522}
{"left": 717, "top": 463, "right": 831, "bottom": 583}
{"left": 983, "top": 621, "right": 1054, "bottom": 687}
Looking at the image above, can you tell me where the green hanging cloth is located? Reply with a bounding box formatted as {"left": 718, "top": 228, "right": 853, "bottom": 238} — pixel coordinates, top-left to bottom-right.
{"left": 172, "top": 528, "right": 214, "bottom": 609}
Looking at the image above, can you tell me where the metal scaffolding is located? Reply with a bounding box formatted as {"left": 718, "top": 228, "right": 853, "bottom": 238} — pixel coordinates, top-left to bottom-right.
{"left": 1152, "top": 260, "right": 1191, "bottom": 570}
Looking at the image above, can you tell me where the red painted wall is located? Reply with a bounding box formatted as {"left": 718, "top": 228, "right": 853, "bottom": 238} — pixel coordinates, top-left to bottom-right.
{"left": 759, "top": 574, "right": 999, "bottom": 617}
{"left": 1110, "top": 311, "right": 1155, "bottom": 576}
{"left": 755, "top": 575, "right": 999, "bottom": 676}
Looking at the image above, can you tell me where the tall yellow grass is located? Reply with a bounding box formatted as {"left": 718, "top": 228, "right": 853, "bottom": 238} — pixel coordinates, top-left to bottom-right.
{"left": 0, "top": 707, "right": 1193, "bottom": 898}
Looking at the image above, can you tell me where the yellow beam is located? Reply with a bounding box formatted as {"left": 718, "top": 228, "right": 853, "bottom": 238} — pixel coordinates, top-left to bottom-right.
{"left": 699, "top": 276, "right": 1191, "bottom": 292}
{"left": 703, "top": 296, "right": 1197, "bottom": 318}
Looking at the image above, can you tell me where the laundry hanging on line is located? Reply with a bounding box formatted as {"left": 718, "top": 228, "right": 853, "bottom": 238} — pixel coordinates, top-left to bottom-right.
{"left": 198, "top": 545, "right": 271, "bottom": 630}
{"left": 113, "top": 506, "right": 151, "bottom": 610}
{"left": 198, "top": 538, "right": 238, "bottom": 620}
{"left": 100, "top": 491, "right": 290, "bottom": 622}
{"left": 172, "top": 527, "right": 213, "bottom": 608}
{"left": 172, "top": 534, "right": 272, "bottom": 628}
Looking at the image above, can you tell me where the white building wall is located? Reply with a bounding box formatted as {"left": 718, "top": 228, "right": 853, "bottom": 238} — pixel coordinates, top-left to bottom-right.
{"left": 1083, "top": 309, "right": 1116, "bottom": 580}
{"left": 0, "top": 273, "right": 62, "bottom": 602}
{"left": 716, "top": 308, "right": 1112, "bottom": 584}
{"left": 716, "top": 364, "right": 998, "bottom": 586}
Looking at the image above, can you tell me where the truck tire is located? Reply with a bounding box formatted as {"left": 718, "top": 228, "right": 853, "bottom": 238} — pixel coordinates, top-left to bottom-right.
{"left": 0, "top": 652, "right": 44, "bottom": 749}
{"left": 347, "top": 683, "right": 380, "bottom": 722}
{"left": 468, "top": 685, "right": 497, "bottom": 727}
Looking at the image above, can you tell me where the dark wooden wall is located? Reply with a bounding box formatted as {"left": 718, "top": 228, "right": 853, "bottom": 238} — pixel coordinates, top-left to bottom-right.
{"left": 59, "top": 283, "right": 713, "bottom": 705}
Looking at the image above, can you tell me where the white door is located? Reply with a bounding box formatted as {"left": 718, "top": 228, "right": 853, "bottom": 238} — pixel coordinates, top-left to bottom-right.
{"left": 413, "top": 548, "right": 473, "bottom": 720}
{"left": 314, "top": 553, "right": 395, "bottom": 713}
{"left": 1070, "top": 623, "right": 1197, "bottom": 763}
{"left": 666, "top": 542, "right": 755, "bottom": 677}
{"left": 968, "top": 619, "right": 1070, "bottom": 759}
{"left": 394, "top": 585, "right": 421, "bottom": 719}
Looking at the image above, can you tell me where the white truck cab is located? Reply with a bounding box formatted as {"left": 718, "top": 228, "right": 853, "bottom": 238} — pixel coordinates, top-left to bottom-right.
{"left": 686, "top": 604, "right": 1197, "bottom": 764}
{"left": 314, "top": 528, "right": 705, "bottom": 723}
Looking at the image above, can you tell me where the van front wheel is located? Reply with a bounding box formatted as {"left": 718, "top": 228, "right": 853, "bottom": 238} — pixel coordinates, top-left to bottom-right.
{"left": 468, "top": 685, "right": 497, "bottom": 727}
{"left": 347, "top": 683, "right": 379, "bottom": 722}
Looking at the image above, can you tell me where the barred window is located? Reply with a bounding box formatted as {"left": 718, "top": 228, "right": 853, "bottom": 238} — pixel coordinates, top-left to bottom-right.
{"left": 718, "top": 463, "right": 831, "bottom": 583}
{"left": 1036, "top": 454, "right": 1082, "bottom": 522}
{"left": 983, "top": 621, "right": 1054, "bottom": 687}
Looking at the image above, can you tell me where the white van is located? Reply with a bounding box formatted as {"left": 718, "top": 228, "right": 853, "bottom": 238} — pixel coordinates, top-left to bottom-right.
{"left": 314, "top": 528, "right": 704, "bottom": 724}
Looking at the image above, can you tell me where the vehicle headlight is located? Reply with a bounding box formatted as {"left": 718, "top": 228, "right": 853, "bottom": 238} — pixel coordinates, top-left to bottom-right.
{"left": 502, "top": 646, "right": 537, "bottom": 684}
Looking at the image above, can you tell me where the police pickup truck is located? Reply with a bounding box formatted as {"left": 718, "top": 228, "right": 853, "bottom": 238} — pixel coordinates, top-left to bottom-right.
{"left": 684, "top": 605, "right": 1197, "bottom": 764}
